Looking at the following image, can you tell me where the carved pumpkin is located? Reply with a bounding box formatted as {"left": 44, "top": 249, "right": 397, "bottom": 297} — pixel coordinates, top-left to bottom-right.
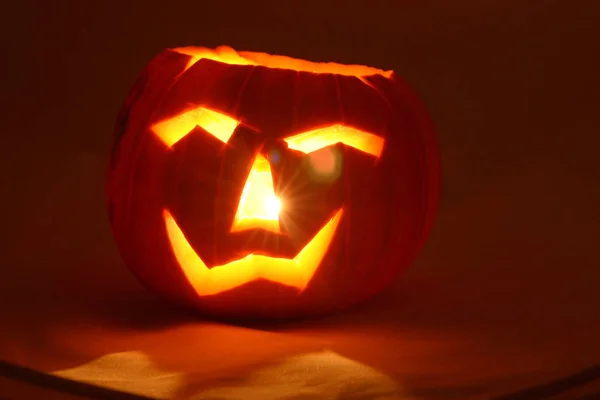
{"left": 107, "top": 46, "right": 440, "bottom": 319}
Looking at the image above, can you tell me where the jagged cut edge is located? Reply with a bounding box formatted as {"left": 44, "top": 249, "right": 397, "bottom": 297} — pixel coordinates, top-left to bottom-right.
{"left": 173, "top": 45, "right": 393, "bottom": 78}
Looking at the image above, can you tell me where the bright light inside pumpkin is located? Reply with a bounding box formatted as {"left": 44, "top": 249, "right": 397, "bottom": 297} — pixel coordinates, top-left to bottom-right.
{"left": 266, "top": 196, "right": 282, "bottom": 215}
{"left": 174, "top": 46, "right": 393, "bottom": 78}
{"left": 231, "top": 154, "right": 281, "bottom": 234}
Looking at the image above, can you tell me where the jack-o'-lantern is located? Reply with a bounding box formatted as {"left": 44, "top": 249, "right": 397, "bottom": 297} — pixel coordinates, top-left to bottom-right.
{"left": 106, "top": 46, "right": 440, "bottom": 319}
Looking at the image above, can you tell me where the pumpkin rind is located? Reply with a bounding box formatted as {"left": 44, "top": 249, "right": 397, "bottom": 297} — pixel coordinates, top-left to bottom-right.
{"left": 106, "top": 47, "right": 440, "bottom": 319}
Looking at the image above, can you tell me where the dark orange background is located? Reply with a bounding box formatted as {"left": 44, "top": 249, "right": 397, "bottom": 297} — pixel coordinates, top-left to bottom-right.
{"left": 1, "top": 1, "right": 599, "bottom": 399}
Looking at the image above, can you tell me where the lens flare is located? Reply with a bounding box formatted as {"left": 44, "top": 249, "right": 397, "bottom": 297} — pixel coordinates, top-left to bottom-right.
{"left": 306, "top": 147, "right": 343, "bottom": 183}
{"left": 267, "top": 196, "right": 282, "bottom": 216}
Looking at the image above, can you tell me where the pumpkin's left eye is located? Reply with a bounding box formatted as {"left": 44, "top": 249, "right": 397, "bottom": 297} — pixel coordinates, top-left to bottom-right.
{"left": 284, "top": 124, "right": 385, "bottom": 158}
{"left": 152, "top": 106, "right": 240, "bottom": 147}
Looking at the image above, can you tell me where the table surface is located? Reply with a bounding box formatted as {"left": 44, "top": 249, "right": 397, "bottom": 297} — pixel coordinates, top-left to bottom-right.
{"left": 1, "top": 1, "right": 599, "bottom": 399}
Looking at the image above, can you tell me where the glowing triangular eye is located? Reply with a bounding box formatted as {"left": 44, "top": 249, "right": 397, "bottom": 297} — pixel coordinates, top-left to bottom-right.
{"left": 152, "top": 106, "right": 239, "bottom": 147}
{"left": 231, "top": 154, "right": 281, "bottom": 234}
{"left": 284, "top": 124, "right": 385, "bottom": 158}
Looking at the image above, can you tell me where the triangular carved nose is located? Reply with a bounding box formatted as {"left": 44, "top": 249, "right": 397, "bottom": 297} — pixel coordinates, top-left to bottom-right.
{"left": 231, "top": 154, "right": 281, "bottom": 233}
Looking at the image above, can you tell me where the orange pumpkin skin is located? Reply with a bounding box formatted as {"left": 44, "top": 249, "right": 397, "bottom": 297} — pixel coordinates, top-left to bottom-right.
{"left": 106, "top": 47, "right": 440, "bottom": 319}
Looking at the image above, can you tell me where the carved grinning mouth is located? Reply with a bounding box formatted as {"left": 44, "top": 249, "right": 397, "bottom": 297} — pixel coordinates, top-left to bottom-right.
{"left": 163, "top": 208, "right": 344, "bottom": 296}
